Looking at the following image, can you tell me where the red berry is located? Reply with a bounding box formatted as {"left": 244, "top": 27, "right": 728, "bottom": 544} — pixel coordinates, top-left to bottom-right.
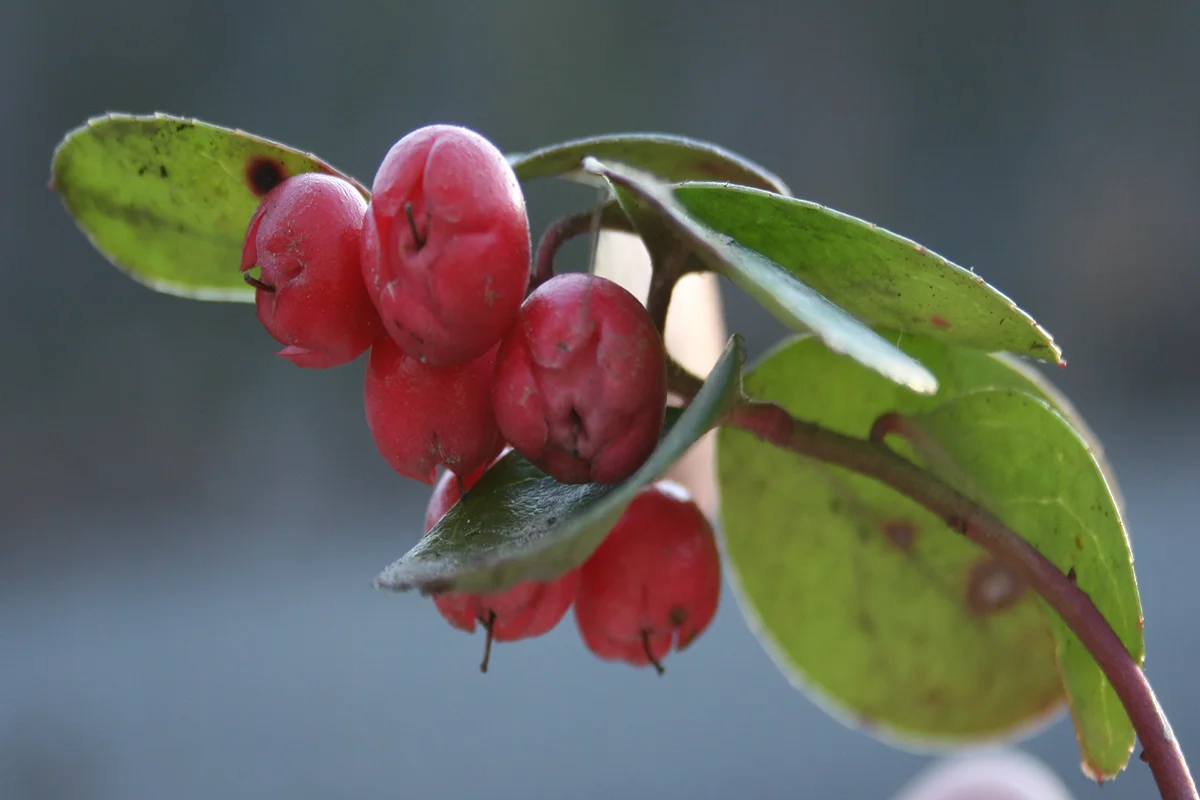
{"left": 361, "top": 124, "right": 531, "bottom": 368}
{"left": 240, "top": 173, "right": 379, "bottom": 368}
{"left": 491, "top": 273, "right": 667, "bottom": 485}
{"left": 424, "top": 464, "right": 580, "bottom": 672}
{"left": 574, "top": 481, "right": 721, "bottom": 674}
{"left": 364, "top": 334, "right": 503, "bottom": 485}
{"left": 421, "top": 446, "right": 511, "bottom": 531}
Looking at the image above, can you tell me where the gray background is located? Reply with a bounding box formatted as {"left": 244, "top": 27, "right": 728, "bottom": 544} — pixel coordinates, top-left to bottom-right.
{"left": 3, "top": 1, "right": 1198, "bottom": 798}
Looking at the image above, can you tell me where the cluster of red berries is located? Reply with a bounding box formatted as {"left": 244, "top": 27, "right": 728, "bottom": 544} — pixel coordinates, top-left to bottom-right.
{"left": 240, "top": 124, "right": 721, "bottom": 672}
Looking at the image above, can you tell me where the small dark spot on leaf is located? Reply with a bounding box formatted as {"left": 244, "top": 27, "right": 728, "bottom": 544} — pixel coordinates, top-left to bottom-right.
{"left": 175, "top": 122, "right": 192, "bottom": 132}
{"left": 857, "top": 611, "right": 875, "bottom": 633}
{"left": 929, "top": 315, "right": 951, "bottom": 330}
{"left": 246, "top": 156, "right": 287, "bottom": 197}
{"left": 966, "top": 557, "right": 1026, "bottom": 617}
{"left": 159, "top": 165, "right": 168, "bottom": 179}
{"left": 1067, "top": 567, "right": 1077, "bottom": 583}
{"left": 137, "top": 165, "right": 147, "bottom": 176}
{"left": 545, "top": 516, "right": 557, "bottom": 526}
{"left": 881, "top": 519, "right": 917, "bottom": 552}
{"left": 1074, "top": 533, "right": 1083, "bottom": 551}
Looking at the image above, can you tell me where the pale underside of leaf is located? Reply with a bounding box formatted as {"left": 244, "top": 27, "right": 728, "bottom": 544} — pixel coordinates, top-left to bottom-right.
{"left": 904, "top": 388, "right": 1142, "bottom": 778}
{"left": 715, "top": 334, "right": 1135, "bottom": 751}
{"left": 508, "top": 132, "right": 790, "bottom": 195}
{"left": 673, "top": 183, "right": 1062, "bottom": 364}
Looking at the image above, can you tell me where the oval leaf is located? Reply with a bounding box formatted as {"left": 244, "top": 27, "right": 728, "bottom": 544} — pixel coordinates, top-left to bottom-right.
{"left": 509, "top": 133, "right": 789, "bottom": 194}
{"left": 901, "top": 388, "right": 1142, "bottom": 778}
{"left": 988, "top": 353, "right": 1124, "bottom": 515}
{"left": 675, "top": 183, "right": 1061, "bottom": 363}
{"left": 716, "top": 334, "right": 1127, "bottom": 746}
{"left": 374, "top": 335, "right": 744, "bottom": 596}
{"left": 51, "top": 112, "right": 368, "bottom": 302}
{"left": 585, "top": 158, "right": 938, "bottom": 395}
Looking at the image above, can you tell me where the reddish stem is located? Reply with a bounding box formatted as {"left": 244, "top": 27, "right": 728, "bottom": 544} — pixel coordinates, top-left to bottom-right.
{"left": 479, "top": 610, "right": 497, "bottom": 674}
{"left": 531, "top": 206, "right": 634, "bottom": 292}
{"left": 724, "top": 399, "right": 1195, "bottom": 800}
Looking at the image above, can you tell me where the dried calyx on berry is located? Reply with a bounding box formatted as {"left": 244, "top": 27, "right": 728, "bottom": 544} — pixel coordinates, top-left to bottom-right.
{"left": 492, "top": 273, "right": 668, "bottom": 485}
{"left": 361, "top": 124, "right": 532, "bottom": 368}
{"left": 240, "top": 173, "right": 380, "bottom": 368}
{"left": 423, "top": 457, "right": 580, "bottom": 672}
{"left": 574, "top": 480, "right": 721, "bottom": 674}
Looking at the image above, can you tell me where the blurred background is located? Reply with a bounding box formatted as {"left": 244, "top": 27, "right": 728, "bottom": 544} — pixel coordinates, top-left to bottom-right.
{"left": 3, "top": 1, "right": 1198, "bottom": 797}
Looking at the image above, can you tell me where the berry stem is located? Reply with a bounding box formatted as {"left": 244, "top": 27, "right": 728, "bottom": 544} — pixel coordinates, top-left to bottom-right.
{"left": 242, "top": 273, "right": 275, "bottom": 293}
{"left": 641, "top": 630, "right": 665, "bottom": 676}
{"left": 479, "top": 610, "right": 497, "bottom": 674}
{"left": 720, "top": 398, "right": 1195, "bottom": 800}
{"left": 532, "top": 206, "right": 635, "bottom": 292}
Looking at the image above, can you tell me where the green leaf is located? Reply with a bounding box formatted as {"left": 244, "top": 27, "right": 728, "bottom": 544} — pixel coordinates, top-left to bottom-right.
{"left": 903, "top": 388, "right": 1142, "bottom": 778}
{"left": 988, "top": 353, "right": 1124, "bottom": 515}
{"left": 374, "top": 335, "right": 744, "bottom": 596}
{"left": 585, "top": 158, "right": 939, "bottom": 395}
{"left": 716, "top": 334, "right": 1132, "bottom": 746}
{"left": 508, "top": 133, "right": 789, "bottom": 194}
{"left": 674, "top": 183, "right": 1061, "bottom": 363}
{"left": 51, "top": 112, "right": 368, "bottom": 302}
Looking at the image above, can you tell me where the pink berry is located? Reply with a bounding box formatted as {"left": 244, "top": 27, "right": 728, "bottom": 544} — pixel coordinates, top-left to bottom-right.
{"left": 361, "top": 124, "right": 531, "bottom": 368}
{"left": 424, "top": 463, "right": 580, "bottom": 672}
{"left": 240, "top": 173, "right": 379, "bottom": 368}
{"left": 364, "top": 334, "right": 503, "bottom": 485}
{"left": 573, "top": 481, "right": 721, "bottom": 674}
{"left": 491, "top": 273, "right": 667, "bottom": 485}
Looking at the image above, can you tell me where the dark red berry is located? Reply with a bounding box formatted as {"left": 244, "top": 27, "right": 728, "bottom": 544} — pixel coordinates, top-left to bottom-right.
{"left": 240, "top": 173, "right": 380, "bottom": 368}
{"left": 361, "top": 124, "right": 531, "bottom": 368}
{"left": 491, "top": 273, "right": 667, "bottom": 485}
{"left": 364, "top": 334, "right": 503, "bottom": 485}
{"left": 574, "top": 481, "right": 721, "bottom": 674}
{"left": 424, "top": 463, "right": 580, "bottom": 672}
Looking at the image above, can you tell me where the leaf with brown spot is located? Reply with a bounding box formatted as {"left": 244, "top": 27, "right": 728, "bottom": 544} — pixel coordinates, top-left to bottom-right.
{"left": 718, "top": 333, "right": 1135, "bottom": 756}
{"left": 965, "top": 558, "right": 1027, "bottom": 618}
{"left": 719, "top": 335, "right": 1069, "bottom": 745}
{"left": 51, "top": 113, "right": 368, "bottom": 301}
{"left": 881, "top": 519, "right": 918, "bottom": 552}
{"left": 903, "top": 388, "right": 1143, "bottom": 779}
